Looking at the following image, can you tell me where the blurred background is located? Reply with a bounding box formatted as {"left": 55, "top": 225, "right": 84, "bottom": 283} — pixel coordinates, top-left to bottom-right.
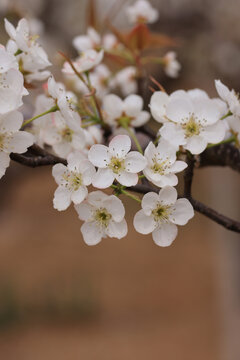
{"left": 0, "top": 0, "right": 240, "bottom": 359}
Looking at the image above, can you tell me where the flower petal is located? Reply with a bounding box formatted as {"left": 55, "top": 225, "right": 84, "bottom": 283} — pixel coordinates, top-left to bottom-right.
{"left": 158, "top": 186, "right": 177, "bottom": 205}
{"left": 152, "top": 223, "right": 178, "bottom": 247}
{"left": 53, "top": 187, "right": 71, "bottom": 211}
{"left": 124, "top": 94, "right": 143, "bottom": 116}
{"left": 81, "top": 221, "right": 103, "bottom": 246}
{"left": 75, "top": 202, "right": 94, "bottom": 221}
{"left": 52, "top": 163, "right": 67, "bottom": 185}
{"left": 106, "top": 219, "right": 128, "bottom": 239}
{"left": 141, "top": 192, "right": 159, "bottom": 215}
{"left": 149, "top": 91, "right": 169, "bottom": 123}
{"left": 92, "top": 168, "right": 115, "bottom": 188}
{"left": 185, "top": 135, "right": 207, "bottom": 155}
{"left": 166, "top": 98, "right": 194, "bottom": 124}
{"left": 125, "top": 151, "right": 147, "bottom": 172}
{"left": 9, "top": 131, "right": 34, "bottom": 153}
{"left": 134, "top": 209, "right": 156, "bottom": 234}
{"left": 71, "top": 186, "right": 88, "bottom": 205}
{"left": 169, "top": 198, "right": 194, "bottom": 225}
{"left": 109, "top": 135, "right": 131, "bottom": 157}
{"left": 103, "top": 94, "right": 123, "bottom": 120}
{"left": 116, "top": 170, "right": 138, "bottom": 186}
{"left": 88, "top": 144, "right": 110, "bottom": 167}
{"left": 103, "top": 195, "right": 125, "bottom": 222}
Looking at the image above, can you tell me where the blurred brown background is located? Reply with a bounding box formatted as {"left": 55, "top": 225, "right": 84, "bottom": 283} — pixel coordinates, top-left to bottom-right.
{"left": 0, "top": 1, "right": 240, "bottom": 359}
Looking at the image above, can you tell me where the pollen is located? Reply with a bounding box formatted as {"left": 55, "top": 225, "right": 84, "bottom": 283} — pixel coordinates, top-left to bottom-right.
{"left": 61, "top": 127, "right": 74, "bottom": 142}
{"left": 152, "top": 203, "right": 171, "bottom": 223}
{"left": 95, "top": 208, "right": 112, "bottom": 228}
{"left": 108, "top": 156, "right": 125, "bottom": 174}
{"left": 183, "top": 115, "right": 201, "bottom": 137}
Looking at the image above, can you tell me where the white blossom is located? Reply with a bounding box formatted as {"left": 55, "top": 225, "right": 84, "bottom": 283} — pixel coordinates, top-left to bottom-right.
{"left": 0, "top": 68, "right": 28, "bottom": 115}
{"left": 73, "top": 27, "right": 101, "bottom": 53}
{"left": 126, "top": 0, "right": 159, "bottom": 24}
{"left": 163, "top": 51, "right": 181, "bottom": 78}
{"left": 52, "top": 152, "right": 96, "bottom": 211}
{"left": 150, "top": 89, "right": 226, "bottom": 154}
{"left": 0, "top": 45, "right": 18, "bottom": 73}
{"left": 0, "top": 111, "right": 34, "bottom": 178}
{"left": 88, "top": 135, "right": 147, "bottom": 188}
{"left": 143, "top": 139, "right": 187, "bottom": 187}
{"left": 62, "top": 49, "right": 104, "bottom": 75}
{"left": 103, "top": 94, "right": 150, "bottom": 128}
{"left": 134, "top": 186, "right": 194, "bottom": 247}
{"left": 4, "top": 18, "right": 51, "bottom": 83}
{"left": 111, "top": 67, "right": 137, "bottom": 96}
{"left": 215, "top": 80, "right": 240, "bottom": 144}
{"left": 75, "top": 191, "right": 128, "bottom": 245}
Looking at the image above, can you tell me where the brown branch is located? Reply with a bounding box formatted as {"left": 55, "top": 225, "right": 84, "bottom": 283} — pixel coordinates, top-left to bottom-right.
{"left": 10, "top": 145, "right": 67, "bottom": 168}
{"left": 199, "top": 143, "right": 240, "bottom": 173}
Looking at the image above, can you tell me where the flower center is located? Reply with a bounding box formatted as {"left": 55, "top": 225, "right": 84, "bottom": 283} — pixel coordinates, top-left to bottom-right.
{"left": 61, "top": 127, "right": 74, "bottom": 142}
{"left": 95, "top": 208, "right": 112, "bottom": 228}
{"left": 63, "top": 172, "right": 82, "bottom": 191}
{"left": 117, "top": 112, "right": 134, "bottom": 127}
{"left": 152, "top": 203, "right": 171, "bottom": 223}
{"left": 108, "top": 156, "right": 125, "bottom": 174}
{"left": 0, "top": 133, "right": 11, "bottom": 151}
{"left": 183, "top": 115, "right": 201, "bottom": 137}
{"left": 151, "top": 158, "right": 170, "bottom": 175}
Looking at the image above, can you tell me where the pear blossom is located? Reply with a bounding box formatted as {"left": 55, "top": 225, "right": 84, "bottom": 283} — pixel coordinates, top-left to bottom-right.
{"left": 73, "top": 27, "right": 101, "bottom": 53}
{"left": 0, "top": 68, "right": 28, "bottom": 115}
{"left": 62, "top": 49, "right": 104, "bottom": 75}
{"left": 83, "top": 126, "right": 103, "bottom": 153}
{"left": 43, "top": 111, "right": 85, "bottom": 158}
{"left": 75, "top": 191, "right": 128, "bottom": 246}
{"left": 215, "top": 80, "right": 240, "bottom": 144}
{"left": 73, "top": 27, "right": 118, "bottom": 53}
{"left": 163, "top": 51, "right": 181, "bottom": 78}
{"left": 0, "top": 45, "right": 18, "bottom": 73}
{"left": 0, "top": 111, "right": 34, "bottom": 178}
{"left": 134, "top": 186, "right": 194, "bottom": 247}
{"left": 4, "top": 18, "right": 51, "bottom": 82}
{"left": 103, "top": 94, "right": 150, "bottom": 129}
{"left": 112, "top": 67, "right": 137, "bottom": 96}
{"left": 52, "top": 152, "right": 96, "bottom": 211}
{"left": 143, "top": 139, "right": 187, "bottom": 187}
{"left": 150, "top": 88, "right": 227, "bottom": 124}
{"left": 126, "top": 0, "right": 159, "bottom": 24}
{"left": 150, "top": 89, "right": 226, "bottom": 153}
{"left": 88, "top": 135, "right": 147, "bottom": 188}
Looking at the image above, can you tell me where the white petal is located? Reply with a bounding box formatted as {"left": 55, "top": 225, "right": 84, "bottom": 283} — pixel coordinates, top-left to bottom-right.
{"left": 141, "top": 192, "right": 159, "bottom": 215}
{"left": 0, "top": 151, "right": 10, "bottom": 178}
{"left": 201, "top": 121, "right": 226, "bottom": 144}
{"left": 158, "top": 186, "right": 177, "bottom": 205}
{"left": 52, "top": 163, "right": 67, "bottom": 184}
{"left": 67, "top": 152, "right": 87, "bottom": 171}
{"left": 124, "top": 94, "right": 143, "bottom": 116}
{"left": 168, "top": 160, "right": 187, "bottom": 174}
{"left": 9, "top": 131, "right": 34, "bottom": 153}
{"left": 149, "top": 173, "right": 178, "bottom": 187}
{"left": 87, "top": 190, "right": 109, "bottom": 206}
{"left": 184, "top": 136, "right": 207, "bottom": 155}
{"left": 103, "top": 94, "right": 123, "bottom": 120}
{"left": 53, "top": 187, "right": 71, "bottom": 211}
{"left": 160, "top": 123, "right": 186, "bottom": 148}
{"left": 53, "top": 142, "right": 72, "bottom": 158}
{"left": 0, "top": 111, "right": 23, "bottom": 133}
{"left": 133, "top": 209, "right": 156, "bottom": 234}
{"left": 92, "top": 168, "right": 115, "bottom": 188}
{"left": 82, "top": 162, "right": 96, "bottom": 186}
{"left": 125, "top": 151, "right": 147, "bottom": 172}
{"left": 71, "top": 186, "right": 88, "bottom": 205}
{"left": 215, "top": 80, "right": 230, "bottom": 103}
{"left": 88, "top": 144, "right": 110, "bottom": 167}
{"left": 116, "top": 171, "right": 138, "bottom": 186}
{"left": 81, "top": 221, "right": 103, "bottom": 246}
{"left": 131, "top": 111, "right": 150, "bottom": 127}
{"left": 152, "top": 223, "right": 178, "bottom": 247}
{"left": 109, "top": 135, "right": 131, "bottom": 157}
{"left": 149, "top": 91, "right": 169, "bottom": 123}
{"left": 169, "top": 198, "right": 194, "bottom": 225}
{"left": 75, "top": 202, "right": 94, "bottom": 221}
{"left": 194, "top": 99, "right": 221, "bottom": 125}
{"left": 103, "top": 195, "right": 125, "bottom": 222}
{"left": 166, "top": 98, "right": 194, "bottom": 124}
{"left": 106, "top": 219, "right": 128, "bottom": 239}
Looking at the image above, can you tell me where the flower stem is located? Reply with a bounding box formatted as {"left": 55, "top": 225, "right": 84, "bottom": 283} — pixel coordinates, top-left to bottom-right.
{"left": 120, "top": 122, "right": 143, "bottom": 154}
{"left": 220, "top": 110, "right": 232, "bottom": 120}
{"left": 111, "top": 184, "right": 141, "bottom": 203}
{"left": 207, "top": 135, "right": 236, "bottom": 149}
{"left": 22, "top": 105, "right": 59, "bottom": 128}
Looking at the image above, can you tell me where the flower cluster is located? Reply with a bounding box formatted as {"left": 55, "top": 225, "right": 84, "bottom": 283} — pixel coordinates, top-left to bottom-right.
{"left": 0, "top": 0, "right": 238, "bottom": 247}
